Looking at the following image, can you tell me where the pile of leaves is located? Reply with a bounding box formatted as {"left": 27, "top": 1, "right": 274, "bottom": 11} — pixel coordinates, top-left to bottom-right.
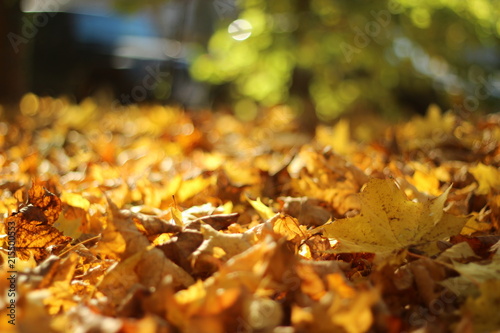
{"left": 1, "top": 94, "right": 500, "bottom": 332}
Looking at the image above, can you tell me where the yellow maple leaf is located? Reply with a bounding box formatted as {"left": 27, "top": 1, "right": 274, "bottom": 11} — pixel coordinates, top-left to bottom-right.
{"left": 469, "top": 163, "right": 500, "bottom": 195}
{"left": 318, "top": 178, "right": 467, "bottom": 254}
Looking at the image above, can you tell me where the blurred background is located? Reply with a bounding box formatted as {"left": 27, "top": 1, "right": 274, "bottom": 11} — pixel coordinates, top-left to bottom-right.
{"left": 1, "top": 0, "right": 499, "bottom": 121}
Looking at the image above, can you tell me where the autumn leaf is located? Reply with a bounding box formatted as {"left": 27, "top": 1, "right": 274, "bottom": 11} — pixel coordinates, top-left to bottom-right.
{"left": 165, "top": 237, "right": 292, "bottom": 333}
{"left": 315, "top": 119, "right": 354, "bottom": 156}
{"left": 287, "top": 146, "right": 366, "bottom": 215}
{"left": 270, "top": 213, "right": 306, "bottom": 243}
{"left": 2, "top": 95, "right": 500, "bottom": 332}
{"left": 6, "top": 182, "right": 71, "bottom": 261}
{"left": 97, "top": 246, "right": 194, "bottom": 306}
{"left": 318, "top": 178, "right": 467, "bottom": 254}
{"left": 440, "top": 249, "right": 500, "bottom": 298}
{"left": 247, "top": 196, "right": 275, "bottom": 220}
{"left": 60, "top": 191, "right": 91, "bottom": 211}
{"left": 91, "top": 198, "right": 194, "bottom": 295}
{"left": 194, "top": 223, "right": 255, "bottom": 262}
{"left": 469, "top": 163, "right": 500, "bottom": 195}
{"left": 279, "top": 196, "right": 331, "bottom": 227}
{"left": 92, "top": 199, "right": 151, "bottom": 260}
{"left": 292, "top": 273, "right": 379, "bottom": 333}
{"left": 43, "top": 253, "right": 80, "bottom": 315}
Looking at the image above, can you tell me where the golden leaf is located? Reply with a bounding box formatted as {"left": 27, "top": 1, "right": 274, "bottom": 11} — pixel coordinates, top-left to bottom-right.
{"left": 292, "top": 273, "right": 379, "bottom": 333}
{"left": 269, "top": 213, "right": 306, "bottom": 242}
{"left": 469, "top": 163, "right": 500, "bottom": 195}
{"left": 247, "top": 196, "right": 276, "bottom": 221}
{"left": 7, "top": 183, "right": 71, "bottom": 261}
{"left": 60, "top": 191, "right": 90, "bottom": 211}
{"left": 319, "top": 178, "right": 467, "bottom": 254}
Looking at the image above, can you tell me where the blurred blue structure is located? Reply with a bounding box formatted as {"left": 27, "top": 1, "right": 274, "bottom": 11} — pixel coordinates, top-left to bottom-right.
{"left": 25, "top": 0, "right": 216, "bottom": 108}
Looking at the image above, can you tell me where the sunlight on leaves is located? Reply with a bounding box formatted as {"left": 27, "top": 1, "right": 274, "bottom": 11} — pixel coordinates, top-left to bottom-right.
{"left": 319, "top": 178, "right": 467, "bottom": 254}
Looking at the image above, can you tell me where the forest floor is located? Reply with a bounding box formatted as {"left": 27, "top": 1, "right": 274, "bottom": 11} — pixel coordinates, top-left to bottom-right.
{"left": 1, "top": 94, "right": 500, "bottom": 332}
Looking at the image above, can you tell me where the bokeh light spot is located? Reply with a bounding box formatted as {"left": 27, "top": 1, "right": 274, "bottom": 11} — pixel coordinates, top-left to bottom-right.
{"left": 20, "top": 93, "right": 40, "bottom": 116}
{"left": 228, "top": 19, "right": 253, "bottom": 41}
{"left": 410, "top": 8, "right": 431, "bottom": 29}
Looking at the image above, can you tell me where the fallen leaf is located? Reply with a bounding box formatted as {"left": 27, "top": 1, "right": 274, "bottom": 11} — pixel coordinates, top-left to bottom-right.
{"left": 247, "top": 196, "right": 275, "bottom": 221}
{"left": 98, "top": 246, "right": 194, "bottom": 307}
{"left": 279, "top": 196, "right": 331, "bottom": 227}
{"left": 292, "top": 273, "right": 379, "bottom": 333}
{"left": 7, "top": 182, "right": 71, "bottom": 261}
{"left": 440, "top": 250, "right": 500, "bottom": 298}
{"left": 2, "top": 96, "right": 500, "bottom": 332}
{"left": 315, "top": 119, "right": 354, "bottom": 156}
{"left": 269, "top": 213, "right": 306, "bottom": 244}
{"left": 437, "top": 241, "right": 478, "bottom": 262}
{"left": 469, "top": 163, "right": 500, "bottom": 195}
{"left": 318, "top": 178, "right": 467, "bottom": 254}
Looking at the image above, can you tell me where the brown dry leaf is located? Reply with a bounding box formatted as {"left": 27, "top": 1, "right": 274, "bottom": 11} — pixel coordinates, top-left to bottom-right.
{"left": 92, "top": 200, "right": 151, "bottom": 260}
{"left": 279, "top": 196, "right": 331, "bottom": 227}
{"left": 194, "top": 223, "right": 255, "bottom": 261}
{"left": 129, "top": 210, "right": 182, "bottom": 236}
{"left": 7, "top": 182, "right": 71, "bottom": 261}
{"left": 157, "top": 229, "right": 204, "bottom": 274}
{"left": 319, "top": 178, "right": 468, "bottom": 254}
{"left": 27, "top": 182, "right": 62, "bottom": 223}
{"left": 437, "top": 241, "right": 478, "bottom": 262}
{"left": 97, "top": 246, "right": 194, "bottom": 307}
{"left": 193, "top": 213, "right": 240, "bottom": 231}
{"left": 92, "top": 197, "right": 179, "bottom": 258}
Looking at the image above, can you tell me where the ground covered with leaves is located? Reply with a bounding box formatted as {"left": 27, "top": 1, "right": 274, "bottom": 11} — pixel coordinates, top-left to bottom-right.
{"left": 1, "top": 94, "right": 500, "bottom": 333}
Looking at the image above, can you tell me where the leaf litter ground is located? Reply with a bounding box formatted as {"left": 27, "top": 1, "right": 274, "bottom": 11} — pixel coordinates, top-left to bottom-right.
{"left": 1, "top": 95, "right": 500, "bottom": 332}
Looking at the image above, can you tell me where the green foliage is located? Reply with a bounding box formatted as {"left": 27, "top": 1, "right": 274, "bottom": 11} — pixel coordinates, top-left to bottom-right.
{"left": 190, "top": 0, "right": 500, "bottom": 120}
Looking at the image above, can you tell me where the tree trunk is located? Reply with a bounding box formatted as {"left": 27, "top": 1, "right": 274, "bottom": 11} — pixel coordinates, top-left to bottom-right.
{"left": 0, "top": 0, "right": 25, "bottom": 113}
